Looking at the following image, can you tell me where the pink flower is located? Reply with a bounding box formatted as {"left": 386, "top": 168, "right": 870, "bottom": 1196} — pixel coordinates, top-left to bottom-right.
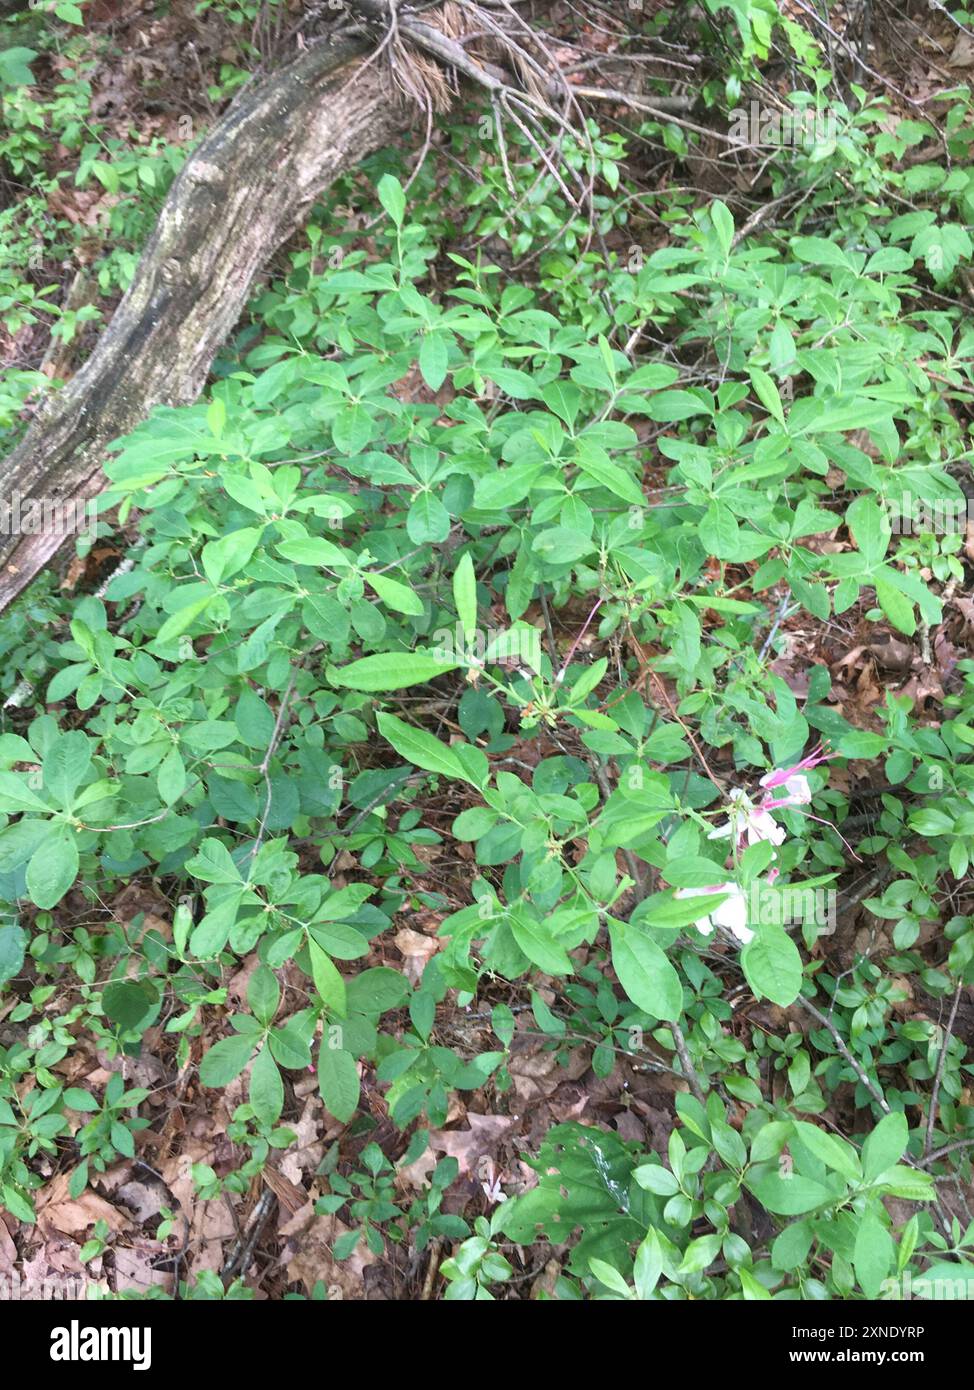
{"left": 759, "top": 744, "right": 834, "bottom": 793}
{"left": 760, "top": 773, "right": 811, "bottom": 810}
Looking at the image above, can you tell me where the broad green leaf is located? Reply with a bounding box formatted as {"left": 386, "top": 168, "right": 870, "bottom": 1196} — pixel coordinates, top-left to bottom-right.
{"left": 740, "top": 925, "right": 803, "bottom": 1006}
{"left": 861, "top": 1111, "right": 908, "bottom": 1182}
{"left": 633, "top": 1229, "right": 664, "bottom": 1299}
{"left": 377, "top": 711, "right": 475, "bottom": 784}
{"left": 276, "top": 537, "right": 347, "bottom": 568}
{"left": 309, "top": 940, "right": 347, "bottom": 1016}
{"left": 367, "top": 572, "right": 424, "bottom": 616}
{"left": 42, "top": 732, "right": 91, "bottom": 808}
{"left": 846, "top": 495, "right": 890, "bottom": 569}
{"left": 853, "top": 1210, "right": 894, "bottom": 1298}
{"left": 155, "top": 594, "right": 214, "bottom": 645}
{"left": 202, "top": 526, "right": 261, "bottom": 585}
{"left": 452, "top": 552, "right": 478, "bottom": 644}
{"left": 330, "top": 651, "right": 458, "bottom": 692}
{"left": 407, "top": 492, "right": 450, "bottom": 544}
{"left": 509, "top": 911, "right": 573, "bottom": 976}
{"left": 0, "top": 920, "right": 25, "bottom": 985}
{"left": 875, "top": 576, "right": 915, "bottom": 636}
{"left": 608, "top": 921, "right": 683, "bottom": 1022}
{"left": 377, "top": 173, "right": 406, "bottom": 226}
{"left": 419, "top": 331, "right": 449, "bottom": 390}
{"left": 200, "top": 1033, "right": 257, "bottom": 1087}
{"left": 0, "top": 773, "right": 49, "bottom": 813}
{"left": 185, "top": 838, "right": 242, "bottom": 885}
{"left": 26, "top": 829, "right": 79, "bottom": 909}
{"left": 249, "top": 1045, "right": 284, "bottom": 1126}
{"left": 750, "top": 367, "right": 785, "bottom": 426}
{"left": 318, "top": 1046, "right": 360, "bottom": 1122}
{"left": 102, "top": 980, "right": 157, "bottom": 1032}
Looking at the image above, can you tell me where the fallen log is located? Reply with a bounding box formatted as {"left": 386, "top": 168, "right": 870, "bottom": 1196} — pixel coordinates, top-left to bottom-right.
{"left": 0, "top": 31, "right": 404, "bottom": 612}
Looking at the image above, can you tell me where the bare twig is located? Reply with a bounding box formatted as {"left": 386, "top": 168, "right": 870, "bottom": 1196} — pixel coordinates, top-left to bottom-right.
{"left": 797, "top": 994, "right": 891, "bottom": 1114}
{"left": 925, "top": 984, "right": 964, "bottom": 1160}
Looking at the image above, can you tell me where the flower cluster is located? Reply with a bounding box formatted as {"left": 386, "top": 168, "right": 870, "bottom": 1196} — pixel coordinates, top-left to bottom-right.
{"left": 676, "top": 746, "right": 834, "bottom": 946}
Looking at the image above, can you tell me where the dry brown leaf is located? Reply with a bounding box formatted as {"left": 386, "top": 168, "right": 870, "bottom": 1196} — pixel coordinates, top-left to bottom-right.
{"left": 36, "top": 1173, "right": 132, "bottom": 1239}
{"left": 393, "top": 926, "right": 440, "bottom": 984}
{"left": 428, "top": 1112, "right": 516, "bottom": 1176}
{"left": 279, "top": 1202, "right": 375, "bottom": 1299}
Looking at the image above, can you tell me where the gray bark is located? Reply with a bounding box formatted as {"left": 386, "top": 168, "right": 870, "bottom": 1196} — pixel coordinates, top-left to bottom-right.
{"left": 0, "top": 33, "right": 404, "bottom": 611}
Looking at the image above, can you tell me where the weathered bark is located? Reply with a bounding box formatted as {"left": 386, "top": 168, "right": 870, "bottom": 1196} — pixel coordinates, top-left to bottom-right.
{"left": 0, "top": 33, "right": 404, "bottom": 611}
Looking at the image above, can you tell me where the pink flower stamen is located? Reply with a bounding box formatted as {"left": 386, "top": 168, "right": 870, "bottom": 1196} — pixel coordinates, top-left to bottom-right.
{"left": 759, "top": 743, "right": 836, "bottom": 791}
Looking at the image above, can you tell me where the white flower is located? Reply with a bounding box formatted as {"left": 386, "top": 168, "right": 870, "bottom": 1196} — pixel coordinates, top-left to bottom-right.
{"left": 675, "top": 881, "right": 755, "bottom": 945}
{"left": 480, "top": 1162, "right": 507, "bottom": 1205}
{"left": 708, "top": 788, "right": 786, "bottom": 849}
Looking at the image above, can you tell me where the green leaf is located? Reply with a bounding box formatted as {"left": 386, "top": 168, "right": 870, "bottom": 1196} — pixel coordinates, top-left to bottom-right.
{"left": 407, "top": 492, "right": 451, "bottom": 544}
{"left": 452, "top": 552, "right": 478, "bottom": 644}
{"left": 698, "top": 504, "right": 740, "bottom": 559}
{"left": 746, "top": 1171, "right": 833, "bottom": 1215}
{"left": 42, "top": 732, "right": 92, "bottom": 808}
{"left": 646, "top": 390, "right": 710, "bottom": 422}
{"left": 0, "top": 920, "right": 26, "bottom": 985}
{"left": 875, "top": 576, "right": 915, "bottom": 636}
{"left": 750, "top": 368, "right": 785, "bottom": 426}
{"left": 791, "top": 1121, "right": 861, "bottom": 1182}
{"left": 189, "top": 893, "right": 241, "bottom": 957}
{"left": 0, "top": 820, "right": 52, "bottom": 874}
{"left": 345, "top": 967, "right": 410, "bottom": 1015}
{"left": 419, "top": 331, "right": 449, "bottom": 391}
{"left": 200, "top": 1033, "right": 257, "bottom": 1087}
{"left": 367, "top": 572, "right": 424, "bottom": 616}
{"left": 861, "top": 1111, "right": 908, "bottom": 1182}
{"left": 482, "top": 367, "right": 540, "bottom": 400}
{"left": 62, "top": 1088, "right": 99, "bottom": 1113}
{"left": 185, "top": 838, "right": 243, "bottom": 885}
{"left": 377, "top": 173, "right": 406, "bottom": 226}
{"left": 269, "top": 1019, "right": 313, "bottom": 1070}
{"left": 608, "top": 922, "right": 683, "bottom": 1022}
{"left": 0, "top": 773, "right": 48, "bottom": 813}
{"left": 377, "top": 711, "right": 480, "bottom": 786}
{"left": 710, "top": 199, "right": 734, "bottom": 257}
{"left": 202, "top": 526, "right": 261, "bottom": 585}
{"left": 740, "top": 926, "right": 803, "bottom": 1006}
{"left": 26, "top": 829, "right": 79, "bottom": 909}
{"left": 309, "top": 940, "right": 347, "bottom": 1016}
{"left": 276, "top": 537, "right": 347, "bottom": 568}
{"left": 247, "top": 963, "right": 280, "bottom": 1025}
{"left": 207, "top": 397, "right": 226, "bottom": 439}
{"left": 102, "top": 980, "right": 157, "bottom": 1033}
{"left": 2, "top": 1185, "right": 35, "bottom": 1223}
{"left": 739, "top": 1267, "right": 772, "bottom": 1300}
{"left": 333, "top": 404, "right": 373, "bottom": 455}
{"left": 318, "top": 1046, "right": 360, "bottom": 1122}
{"left": 0, "top": 47, "right": 37, "bottom": 88}
{"left": 911, "top": 1261, "right": 974, "bottom": 1299}
{"left": 249, "top": 1045, "right": 284, "bottom": 1126}
{"left": 633, "top": 1229, "right": 664, "bottom": 1299}
{"left": 589, "top": 1258, "right": 631, "bottom": 1296}
{"left": 235, "top": 689, "right": 276, "bottom": 748}
{"left": 791, "top": 236, "right": 852, "bottom": 269}
{"left": 846, "top": 495, "right": 890, "bottom": 569}
{"left": 633, "top": 1164, "right": 680, "bottom": 1196}
{"left": 853, "top": 1209, "right": 894, "bottom": 1298}
{"left": 156, "top": 748, "right": 186, "bottom": 805}
{"left": 509, "top": 911, "right": 574, "bottom": 976}
{"left": 155, "top": 594, "right": 214, "bottom": 646}
{"left": 330, "top": 652, "right": 458, "bottom": 692}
